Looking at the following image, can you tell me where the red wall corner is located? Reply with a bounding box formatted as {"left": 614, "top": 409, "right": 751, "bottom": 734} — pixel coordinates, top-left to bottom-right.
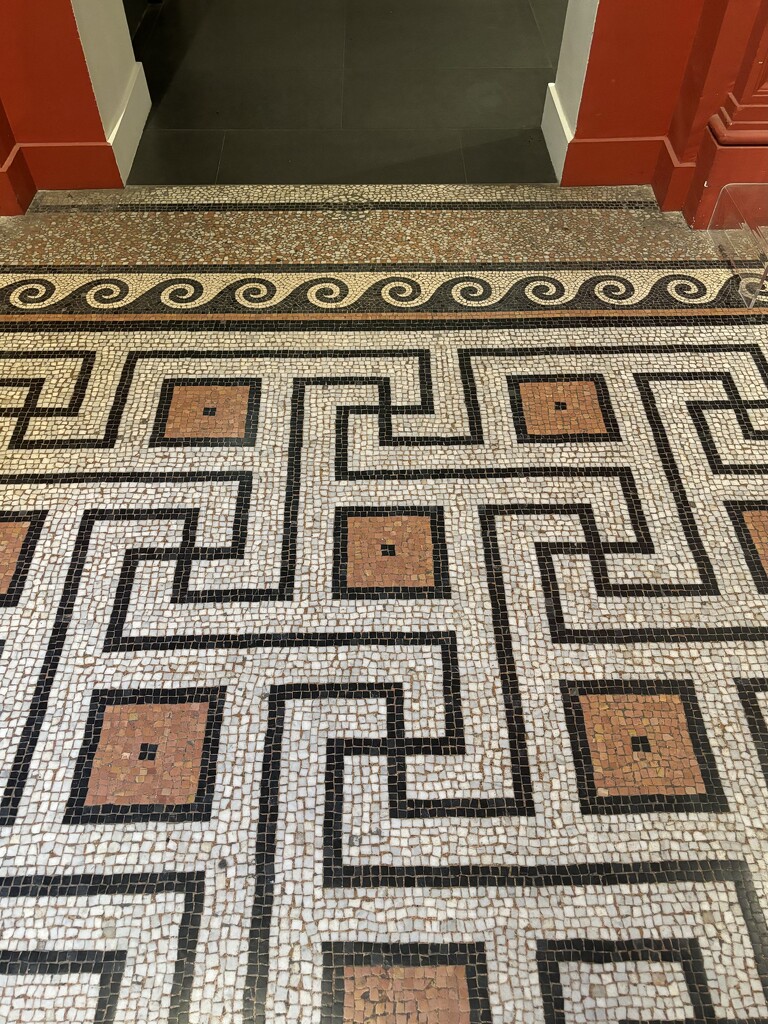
{"left": 562, "top": 137, "right": 665, "bottom": 187}
{"left": 652, "top": 0, "right": 765, "bottom": 214}
{"left": 561, "top": 0, "right": 704, "bottom": 188}
{"left": 0, "top": 97, "right": 34, "bottom": 215}
{"left": 651, "top": 138, "right": 696, "bottom": 212}
{"left": 0, "top": 1, "right": 122, "bottom": 215}
{"left": 0, "top": 148, "right": 36, "bottom": 217}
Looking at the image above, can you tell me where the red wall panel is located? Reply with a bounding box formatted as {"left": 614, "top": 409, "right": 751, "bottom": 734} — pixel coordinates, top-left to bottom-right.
{"left": 0, "top": 1, "right": 121, "bottom": 214}
{"left": 0, "top": 98, "right": 16, "bottom": 167}
{"left": 562, "top": 0, "right": 706, "bottom": 185}
{"left": 0, "top": 1, "right": 105, "bottom": 143}
{"left": 574, "top": 0, "right": 704, "bottom": 139}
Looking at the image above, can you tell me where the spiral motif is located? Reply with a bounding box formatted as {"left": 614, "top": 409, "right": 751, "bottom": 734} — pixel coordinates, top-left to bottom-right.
{"left": 305, "top": 279, "right": 350, "bottom": 307}
{"left": 7, "top": 279, "right": 57, "bottom": 308}
{"left": 233, "top": 279, "right": 278, "bottom": 307}
{"left": 521, "top": 277, "right": 567, "bottom": 305}
{"left": 158, "top": 279, "right": 206, "bottom": 308}
{"left": 592, "top": 276, "right": 636, "bottom": 305}
{"left": 736, "top": 273, "right": 768, "bottom": 305}
{"left": 81, "top": 279, "right": 131, "bottom": 308}
{"left": 450, "top": 277, "right": 495, "bottom": 306}
{"left": 378, "top": 277, "right": 424, "bottom": 306}
{"left": 663, "top": 275, "right": 710, "bottom": 304}
{"left": 0, "top": 267, "right": 738, "bottom": 315}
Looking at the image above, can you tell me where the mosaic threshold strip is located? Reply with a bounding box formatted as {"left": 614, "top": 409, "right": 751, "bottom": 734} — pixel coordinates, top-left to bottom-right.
{"left": 0, "top": 294, "right": 767, "bottom": 1023}
{"left": 0, "top": 262, "right": 767, "bottom": 318}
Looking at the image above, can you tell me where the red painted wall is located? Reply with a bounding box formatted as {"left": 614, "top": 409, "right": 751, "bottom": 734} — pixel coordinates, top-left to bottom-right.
{"left": 653, "top": 0, "right": 764, "bottom": 209}
{"left": 0, "top": 2, "right": 106, "bottom": 143}
{"left": 665, "top": 0, "right": 752, "bottom": 163}
{"left": 0, "top": 100, "right": 15, "bottom": 166}
{"left": 0, "top": 0, "right": 121, "bottom": 215}
{"left": 562, "top": 0, "right": 705, "bottom": 184}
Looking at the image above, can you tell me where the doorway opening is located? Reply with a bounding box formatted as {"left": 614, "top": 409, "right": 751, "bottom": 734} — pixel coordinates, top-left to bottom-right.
{"left": 125, "top": 0, "right": 567, "bottom": 185}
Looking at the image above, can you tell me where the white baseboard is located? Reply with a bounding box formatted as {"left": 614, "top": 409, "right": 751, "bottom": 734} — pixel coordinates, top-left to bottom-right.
{"left": 108, "top": 63, "right": 151, "bottom": 183}
{"left": 541, "top": 82, "right": 573, "bottom": 182}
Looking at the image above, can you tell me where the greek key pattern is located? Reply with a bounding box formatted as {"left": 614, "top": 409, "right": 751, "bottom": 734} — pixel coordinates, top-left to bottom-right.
{"left": 0, "top": 321, "right": 767, "bottom": 1023}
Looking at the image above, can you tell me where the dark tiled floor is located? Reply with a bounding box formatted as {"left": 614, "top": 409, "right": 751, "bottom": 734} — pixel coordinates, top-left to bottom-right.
{"left": 129, "top": 0, "right": 565, "bottom": 184}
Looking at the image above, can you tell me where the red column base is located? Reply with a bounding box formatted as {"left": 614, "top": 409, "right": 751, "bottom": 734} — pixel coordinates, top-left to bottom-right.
{"left": 683, "top": 124, "right": 768, "bottom": 228}
{"left": 652, "top": 138, "right": 696, "bottom": 212}
{"left": 561, "top": 136, "right": 665, "bottom": 186}
{"left": 0, "top": 145, "right": 35, "bottom": 216}
{"left": 0, "top": 142, "right": 122, "bottom": 216}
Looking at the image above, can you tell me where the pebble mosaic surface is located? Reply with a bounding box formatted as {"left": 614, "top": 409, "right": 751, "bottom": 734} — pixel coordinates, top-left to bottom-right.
{"left": 1, "top": 185, "right": 768, "bottom": 1023}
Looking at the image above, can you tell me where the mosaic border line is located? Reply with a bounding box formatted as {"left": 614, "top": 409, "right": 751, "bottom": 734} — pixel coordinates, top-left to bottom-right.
{"left": 0, "top": 259, "right": 746, "bottom": 272}
{"left": 0, "top": 872, "right": 204, "bottom": 1024}
{"left": 0, "top": 946, "right": 126, "bottom": 1024}
{"left": 30, "top": 200, "right": 660, "bottom": 214}
{"left": 0, "top": 265, "right": 765, "bottom": 317}
{"left": 1, "top": 315, "right": 767, "bottom": 333}
{"left": 535, "top": 938, "right": 718, "bottom": 1024}
{"left": 0, "top": 949, "right": 127, "bottom": 1024}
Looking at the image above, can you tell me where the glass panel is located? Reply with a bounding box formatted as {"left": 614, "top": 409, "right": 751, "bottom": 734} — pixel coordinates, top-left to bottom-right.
{"left": 708, "top": 183, "right": 768, "bottom": 308}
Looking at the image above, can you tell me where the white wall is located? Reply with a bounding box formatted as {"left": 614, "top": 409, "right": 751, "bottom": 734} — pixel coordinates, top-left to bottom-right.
{"left": 70, "top": 0, "right": 151, "bottom": 182}
{"left": 541, "top": 0, "right": 601, "bottom": 180}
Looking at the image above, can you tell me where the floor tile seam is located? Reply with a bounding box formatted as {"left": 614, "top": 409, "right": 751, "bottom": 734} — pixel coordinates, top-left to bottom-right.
{"left": 527, "top": 0, "right": 561, "bottom": 69}
{"left": 0, "top": 309, "right": 764, "bottom": 330}
{"left": 338, "top": 62, "right": 556, "bottom": 70}
{"left": 0, "top": 260, "right": 739, "bottom": 273}
{"left": 213, "top": 134, "right": 227, "bottom": 187}
{"left": 458, "top": 133, "right": 470, "bottom": 185}
{"left": 140, "top": 126, "right": 548, "bottom": 131}
{"left": 23, "top": 200, "right": 662, "bottom": 214}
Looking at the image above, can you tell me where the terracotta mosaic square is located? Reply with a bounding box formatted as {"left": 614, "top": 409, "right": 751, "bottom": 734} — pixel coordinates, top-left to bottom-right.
{"left": 562, "top": 682, "right": 726, "bottom": 814}
{"left": 150, "top": 378, "right": 260, "bottom": 445}
{"left": 743, "top": 510, "right": 768, "bottom": 568}
{"left": 726, "top": 502, "right": 768, "bottom": 593}
{"left": 0, "top": 521, "right": 30, "bottom": 594}
{"left": 84, "top": 700, "right": 209, "bottom": 806}
{"left": 323, "top": 945, "right": 491, "bottom": 1024}
{"left": 508, "top": 375, "right": 620, "bottom": 441}
{"left": 347, "top": 516, "right": 433, "bottom": 589}
{"left": 342, "top": 965, "right": 471, "bottom": 1024}
{"left": 333, "top": 508, "right": 450, "bottom": 598}
{"left": 65, "top": 689, "right": 225, "bottom": 822}
{"left": 0, "top": 512, "right": 45, "bottom": 607}
{"left": 578, "top": 693, "right": 706, "bottom": 797}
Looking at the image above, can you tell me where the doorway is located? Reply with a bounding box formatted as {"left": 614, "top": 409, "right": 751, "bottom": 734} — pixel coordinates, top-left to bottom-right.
{"left": 127, "top": 0, "right": 566, "bottom": 184}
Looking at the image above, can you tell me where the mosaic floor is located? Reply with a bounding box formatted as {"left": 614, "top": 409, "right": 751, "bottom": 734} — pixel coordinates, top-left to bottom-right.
{"left": 1, "top": 185, "right": 768, "bottom": 1023}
